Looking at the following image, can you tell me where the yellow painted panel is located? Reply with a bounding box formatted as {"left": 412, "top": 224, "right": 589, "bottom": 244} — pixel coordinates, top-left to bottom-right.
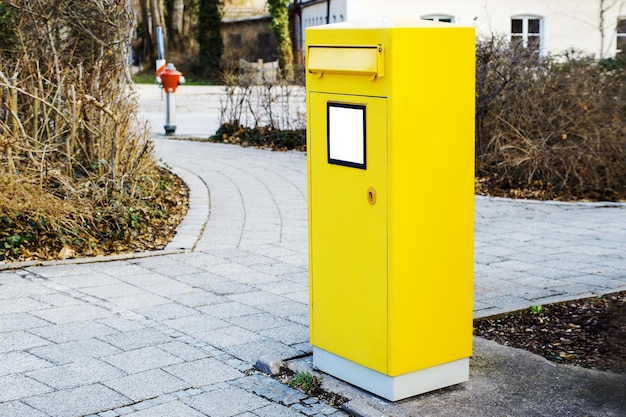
{"left": 308, "top": 46, "right": 382, "bottom": 78}
{"left": 305, "top": 29, "right": 391, "bottom": 98}
{"left": 309, "top": 92, "right": 388, "bottom": 373}
{"left": 386, "top": 27, "right": 475, "bottom": 376}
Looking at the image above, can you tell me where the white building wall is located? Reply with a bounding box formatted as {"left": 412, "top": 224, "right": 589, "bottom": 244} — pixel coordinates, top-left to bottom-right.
{"left": 301, "top": 1, "right": 346, "bottom": 31}
{"left": 300, "top": 0, "right": 626, "bottom": 58}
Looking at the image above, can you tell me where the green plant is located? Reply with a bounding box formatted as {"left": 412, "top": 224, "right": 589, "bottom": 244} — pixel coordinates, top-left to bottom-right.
{"left": 4, "top": 234, "right": 24, "bottom": 248}
{"left": 0, "top": 2, "right": 16, "bottom": 53}
{"left": 1, "top": 232, "right": 34, "bottom": 259}
{"left": 599, "top": 55, "right": 626, "bottom": 71}
{"left": 289, "top": 372, "right": 322, "bottom": 394}
{"left": 159, "top": 158, "right": 173, "bottom": 170}
{"left": 132, "top": 74, "right": 158, "bottom": 84}
{"left": 209, "top": 123, "right": 305, "bottom": 151}
{"left": 530, "top": 304, "right": 548, "bottom": 323}
{"left": 530, "top": 304, "right": 546, "bottom": 315}
{"left": 195, "top": 0, "right": 223, "bottom": 77}
{"left": 268, "top": 0, "right": 294, "bottom": 80}
{"left": 133, "top": 73, "right": 215, "bottom": 85}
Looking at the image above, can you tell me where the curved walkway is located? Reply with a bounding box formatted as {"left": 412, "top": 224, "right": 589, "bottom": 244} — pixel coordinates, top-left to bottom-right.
{"left": 0, "top": 85, "right": 623, "bottom": 417}
{"left": 155, "top": 138, "right": 626, "bottom": 318}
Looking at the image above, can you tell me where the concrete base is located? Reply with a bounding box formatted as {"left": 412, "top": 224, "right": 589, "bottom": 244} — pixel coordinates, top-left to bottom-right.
{"left": 313, "top": 347, "right": 469, "bottom": 401}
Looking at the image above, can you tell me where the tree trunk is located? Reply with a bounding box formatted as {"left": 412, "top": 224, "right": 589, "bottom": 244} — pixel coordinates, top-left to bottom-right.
{"left": 138, "top": 0, "right": 153, "bottom": 63}
{"left": 137, "top": 0, "right": 166, "bottom": 66}
{"left": 168, "top": 0, "right": 185, "bottom": 48}
{"left": 182, "top": 0, "right": 197, "bottom": 42}
{"left": 599, "top": 0, "right": 624, "bottom": 58}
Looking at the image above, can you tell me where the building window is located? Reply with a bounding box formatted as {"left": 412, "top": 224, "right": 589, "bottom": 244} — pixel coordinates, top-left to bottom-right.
{"left": 257, "top": 33, "right": 270, "bottom": 49}
{"left": 511, "top": 16, "right": 542, "bottom": 54}
{"left": 229, "top": 34, "right": 242, "bottom": 49}
{"left": 421, "top": 14, "right": 455, "bottom": 23}
{"left": 618, "top": 18, "right": 626, "bottom": 55}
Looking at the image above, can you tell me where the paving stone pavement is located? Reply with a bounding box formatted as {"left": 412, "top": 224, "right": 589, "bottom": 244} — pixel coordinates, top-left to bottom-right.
{"left": 0, "top": 85, "right": 624, "bottom": 416}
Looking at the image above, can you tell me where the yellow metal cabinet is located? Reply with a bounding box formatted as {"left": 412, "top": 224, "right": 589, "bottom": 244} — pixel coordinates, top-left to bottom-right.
{"left": 306, "top": 18, "right": 475, "bottom": 401}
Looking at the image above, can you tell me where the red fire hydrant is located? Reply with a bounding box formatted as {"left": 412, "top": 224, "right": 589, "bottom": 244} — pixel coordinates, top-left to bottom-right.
{"left": 158, "top": 63, "right": 184, "bottom": 135}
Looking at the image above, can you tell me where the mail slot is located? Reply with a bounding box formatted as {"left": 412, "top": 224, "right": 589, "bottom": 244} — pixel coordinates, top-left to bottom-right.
{"left": 308, "top": 45, "right": 384, "bottom": 78}
{"left": 306, "top": 18, "right": 475, "bottom": 401}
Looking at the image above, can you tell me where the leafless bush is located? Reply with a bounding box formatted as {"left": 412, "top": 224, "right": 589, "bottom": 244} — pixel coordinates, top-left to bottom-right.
{"left": 219, "top": 70, "right": 305, "bottom": 131}
{"left": 0, "top": 1, "right": 167, "bottom": 260}
{"left": 476, "top": 38, "right": 626, "bottom": 200}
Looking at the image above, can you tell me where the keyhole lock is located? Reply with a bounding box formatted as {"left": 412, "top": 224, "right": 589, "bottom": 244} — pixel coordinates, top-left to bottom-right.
{"left": 367, "top": 186, "right": 377, "bottom": 205}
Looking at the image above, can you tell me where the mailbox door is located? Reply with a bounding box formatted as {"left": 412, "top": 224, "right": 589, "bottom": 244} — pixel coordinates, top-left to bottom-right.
{"left": 309, "top": 92, "right": 388, "bottom": 373}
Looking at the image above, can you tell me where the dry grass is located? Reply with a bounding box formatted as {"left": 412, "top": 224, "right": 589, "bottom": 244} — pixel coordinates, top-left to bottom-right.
{"left": 0, "top": 1, "right": 186, "bottom": 262}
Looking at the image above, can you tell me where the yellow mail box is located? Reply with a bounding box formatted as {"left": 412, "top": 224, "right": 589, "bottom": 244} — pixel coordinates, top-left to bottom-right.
{"left": 306, "top": 18, "right": 475, "bottom": 401}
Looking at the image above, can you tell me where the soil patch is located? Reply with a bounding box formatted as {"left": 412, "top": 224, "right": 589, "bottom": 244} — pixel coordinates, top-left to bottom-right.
{"left": 474, "top": 291, "right": 626, "bottom": 375}
{"left": 475, "top": 175, "right": 626, "bottom": 202}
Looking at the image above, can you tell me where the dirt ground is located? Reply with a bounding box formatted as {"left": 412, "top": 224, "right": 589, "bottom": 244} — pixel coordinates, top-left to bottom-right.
{"left": 474, "top": 291, "right": 626, "bottom": 375}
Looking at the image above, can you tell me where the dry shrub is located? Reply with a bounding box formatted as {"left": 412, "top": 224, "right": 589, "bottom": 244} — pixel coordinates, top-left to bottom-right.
{"left": 476, "top": 38, "right": 626, "bottom": 201}
{"left": 0, "top": 1, "right": 179, "bottom": 261}
{"left": 218, "top": 70, "right": 306, "bottom": 132}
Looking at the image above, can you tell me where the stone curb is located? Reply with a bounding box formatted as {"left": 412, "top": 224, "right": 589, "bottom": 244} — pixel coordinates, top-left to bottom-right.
{"left": 475, "top": 194, "right": 626, "bottom": 208}
{"left": 340, "top": 400, "right": 387, "bottom": 417}
{"left": 0, "top": 248, "right": 185, "bottom": 272}
{"left": 254, "top": 355, "right": 284, "bottom": 376}
{"left": 164, "top": 164, "right": 210, "bottom": 251}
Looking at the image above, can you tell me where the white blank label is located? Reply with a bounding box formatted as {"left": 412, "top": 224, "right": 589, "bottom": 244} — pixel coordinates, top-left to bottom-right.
{"left": 328, "top": 104, "right": 365, "bottom": 168}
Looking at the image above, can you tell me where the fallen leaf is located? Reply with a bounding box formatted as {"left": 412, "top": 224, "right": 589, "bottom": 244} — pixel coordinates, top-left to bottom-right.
{"left": 58, "top": 246, "right": 76, "bottom": 260}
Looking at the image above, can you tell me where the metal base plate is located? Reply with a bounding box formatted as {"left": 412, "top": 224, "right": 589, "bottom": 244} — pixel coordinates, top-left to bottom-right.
{"left": 313, "top": 347, "right": 469, "bottom": 401}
